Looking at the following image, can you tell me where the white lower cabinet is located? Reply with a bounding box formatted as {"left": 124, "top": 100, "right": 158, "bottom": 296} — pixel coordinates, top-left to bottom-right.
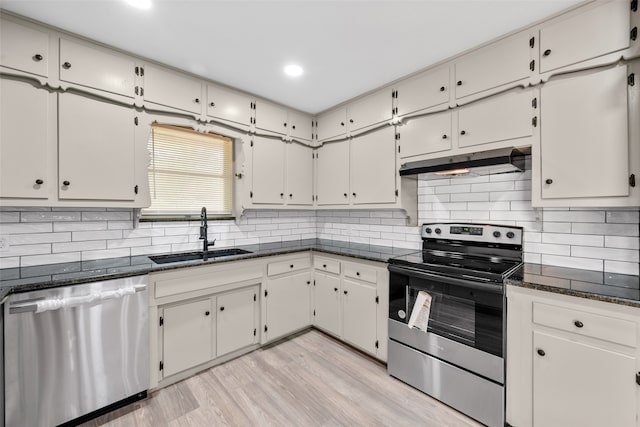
{"left": 342, "top": 278, "right": 378, "bottom": 355}
{"left": 216, "top": 287, "right": 259, "bottom": 357}
{"left": 507, "top": 286, "right": 640, "bottom": 427}
{"left": 264, "top": 266, "right": 312, "bottom": 343}
{"left": 314, "top": 271, "right": 341, "bottom": 336}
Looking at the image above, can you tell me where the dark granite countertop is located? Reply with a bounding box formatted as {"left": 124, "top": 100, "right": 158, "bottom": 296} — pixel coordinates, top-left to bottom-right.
{"left": 506, "top": 263, "right": 640, "bottom": 308}
{"left": 0, "top": 239, "right": 416, "bottom": 300}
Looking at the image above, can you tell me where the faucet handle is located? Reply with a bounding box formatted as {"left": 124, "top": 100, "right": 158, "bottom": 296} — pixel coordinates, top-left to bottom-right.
{"left": 199, "top": 225, "right": 206, "bottom": 239}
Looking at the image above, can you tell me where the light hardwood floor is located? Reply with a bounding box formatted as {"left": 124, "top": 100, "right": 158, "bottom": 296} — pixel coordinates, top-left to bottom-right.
{"left": 84, "top": 330, "right": 482, "bottom": 427}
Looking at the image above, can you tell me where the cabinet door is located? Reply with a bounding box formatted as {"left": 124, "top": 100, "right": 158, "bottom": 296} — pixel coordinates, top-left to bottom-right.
{"left": 206, "top": 84, "right": 253, "bottom": 126}
{"left": 540, "top": 1, "right": 630, "bottom": 74}
{"left": 533, "top": 331, "right": 636, "bottom": 427}
{"left": 347, "top": 89, "right": 392, "bottom": 134}
{"left": 350, "top": 126, "right": 396, "bottom": 204}
{"left": 317, "top": 107, "right": 347, "bottom": 141}
{"left": 265, "top": 272, "right": 312, "bottom": 342}
{"left": 251, "top": 136, "right": 285, "bottom": 204}
{"left": 455, "top": 32, "right": 531, "bottom": 100}
{"left": 342, "top": 278, "right": 377, "bottom": 355}
{"left": 316, "top": 141, "right": 350, "bottom": 205}
{"left": 395, "top": 66, "right": 450, "bottom": 117}
{"left": 457, "top": 89, "right": 533, "bottom": 149}
{"left": 399, "top": 111, "right": 452, "bottom": 159}
{"left": 58, "top": 93, "right": 136, "bottom": 201}
{"left": 143, "top": 64, "right": 202, "bottom": 114}
{"left": 0, "top": 19, "right": 48, "bottom": 77}
{"left": 540, "top": 66, "right": 629, "bottom": 199}
{"left": 217, "top": 288, "right": 257, "bottom": 357}
{"left": 59, "top": 38, "right": 135, "bottom": 98}
{"left": 314, "top": 272, "right": 341, "bottom": 336}
{"left": 254, "top": 100, "right": 288, "bottom": 135}
{"left": 288, "top": 111, "right": 313, "bottom": 141}
{"left": 0, "top": 79, "right": 49, "bottom": 199}
{"left": 285, "top": 142, "right": 313, "bottom": 206}
{"left": 163, "top": 298, "right": 213, "bottom": 378}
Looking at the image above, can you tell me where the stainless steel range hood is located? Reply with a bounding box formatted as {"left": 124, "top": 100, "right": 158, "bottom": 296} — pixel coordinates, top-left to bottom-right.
{"left": 399, "top": 147, "right": 529, "bottom": 177}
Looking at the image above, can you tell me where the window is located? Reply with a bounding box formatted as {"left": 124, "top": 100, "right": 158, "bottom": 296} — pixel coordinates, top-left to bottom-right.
{"left": 144, "top": 124, "right": 233, "bottom": 218}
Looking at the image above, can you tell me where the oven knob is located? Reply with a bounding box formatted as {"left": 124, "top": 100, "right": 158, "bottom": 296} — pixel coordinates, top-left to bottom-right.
{"left": 493, "top": 231, "right": 501, "bottom": 238}
{"left": 506, "top": 231, "right": 515, "bottom": 239}
{"left": 435, "top": 228, "right": 441, "bottom": 235}
{"left": 425, "top": 227, "right": 432, "bottom": 234}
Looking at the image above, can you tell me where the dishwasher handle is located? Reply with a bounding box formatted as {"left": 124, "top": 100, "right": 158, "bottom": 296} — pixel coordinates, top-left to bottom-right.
{"left": 9, "top": 284, "right": 146, "bottom": 314}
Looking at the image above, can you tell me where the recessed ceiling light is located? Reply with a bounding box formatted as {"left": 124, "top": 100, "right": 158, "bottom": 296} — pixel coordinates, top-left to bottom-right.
{"left": 284, "top": 64, "right": 304, "bottom": 77}
{"left": 124, "top": 0, "right": 152, "bottom": 10}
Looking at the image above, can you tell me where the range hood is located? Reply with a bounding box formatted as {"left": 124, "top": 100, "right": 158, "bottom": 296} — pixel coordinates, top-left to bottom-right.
{"left": 399, "top": 147, "right": 529, "bottom": 177}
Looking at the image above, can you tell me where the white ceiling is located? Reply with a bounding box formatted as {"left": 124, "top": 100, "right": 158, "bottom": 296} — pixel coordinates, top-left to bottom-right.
{"left": 1, "top": 0, "right": 583, "bottom": 114}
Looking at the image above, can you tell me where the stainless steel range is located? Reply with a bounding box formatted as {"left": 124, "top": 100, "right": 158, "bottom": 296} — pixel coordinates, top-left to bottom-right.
{"left": 387, "top": 223, "right": 523, "bottom": 427}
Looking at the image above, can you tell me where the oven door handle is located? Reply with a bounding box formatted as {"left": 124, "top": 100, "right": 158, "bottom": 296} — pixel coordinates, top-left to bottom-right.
{"left": 388, "top": 264, "right": 505, "bottom": 294}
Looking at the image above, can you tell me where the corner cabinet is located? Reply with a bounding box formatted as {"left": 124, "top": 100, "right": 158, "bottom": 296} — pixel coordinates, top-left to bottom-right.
{"left": 532, "top": 62, "right": 640, "bottom": 207}
{"left": 506, "top": 286, "right": 640, "bottom": 427}
{"left": 316, "top": 140, "right": 350, "bottom": 206}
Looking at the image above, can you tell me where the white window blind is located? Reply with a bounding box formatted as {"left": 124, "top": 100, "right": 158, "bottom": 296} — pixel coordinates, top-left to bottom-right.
{"left": 144, "top": 124, "right": 233, "bottom": 217}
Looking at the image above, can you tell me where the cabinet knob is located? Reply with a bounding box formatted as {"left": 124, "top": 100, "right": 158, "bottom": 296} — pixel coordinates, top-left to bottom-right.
{"left": 340, "top": 122, "right": 345, "bottom": 126}
{"left": 62, "top": 62, "right": 71, "bottom": 69}
{"left": 323, "top": 264, "right": 327, "bottom": 268}
{"left": 334, "top": 287, "right": 338, "bottom": 292}
{"left": 344, "top": 193, "right": 348, "bottom": 197}
{"left": 442, "top": 134, "right": 448, "bottom": 139}
{"left": 62, "top": 180, "right": 70, "bottom": 186}
{"left": 457, "top": 80, "right": 462, "bottom": 86}
{"left": 574, "top": 320, "right": 584, "bottom": 328}
{"left": 283, "top": 122, "right": 287, "bottom": 127}
{"left": 280, "top": 193, "right": 284, "bottom": 197}
{"left": 545, "top": 179, "right": 553, "bottom": 185}
{"left": 352, "top": 192, "right": 356, "bottom": 197}
{"left": 460, "top": 130, "right": 466, "bottom": 135}
{"left": 290, "top": 264, "right": 294, "bottom": 268}
{"left": 33, "top": 54, "right": 43, "bottom": 61}
{"left": 537, "top": 348, "right": 546, "bottom": 357}
{"left": 35, "top": 179, "right": 44, "bottom": 185}
{"left": 219, "top": 307, "right": 224, "bottom": 312}
{"left": 209, "top": 101, "right": 215, "bottom": 107}
{"left": 440, "top": 86, "right": 446, "bottom": 92}
{"left": 344, "top": 290, "right": 348, "bottom": 295}
{"left": 289, "top": 193, "right": 293, "bottom": 198}
{"left": 349, "top": 119, "right": 354, "bottom": 123}
{"left": 194, "top": 98, "right": 200, "bottom": 104}
{"left": 292, "top": 125, "right": 296, "bottom": 129}
{"left": 356, "top": 272, "right": 360, "bottom": 276}
{"left": 205, "top": 310, "right": 211, "bottom": 316}
{"left": 306, "top": 281, "right": 310, "bottom": 285}
{"left": 543, "top": 49, "right": 552, "bottom": 57}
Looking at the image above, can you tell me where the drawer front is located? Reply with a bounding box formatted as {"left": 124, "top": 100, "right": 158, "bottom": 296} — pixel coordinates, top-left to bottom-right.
{"left": 313, "top": 257, "right": 340, "bottom": 275}
{"left": 343, "top": 263, "right": 377, "bottom": 284}
{"left": 533, "top": 302, "right": 637, "bottom": 348}
{"left": 267, "top": 257, "right": 311, "bottom": 277}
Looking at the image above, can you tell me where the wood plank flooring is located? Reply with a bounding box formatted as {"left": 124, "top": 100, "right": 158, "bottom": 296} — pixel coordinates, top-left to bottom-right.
{"left": 84, "top": 330, "right": 482, "bottom": 427}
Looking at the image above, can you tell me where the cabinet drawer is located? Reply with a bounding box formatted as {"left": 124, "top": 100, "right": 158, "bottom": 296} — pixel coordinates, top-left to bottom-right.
{"left": 313, "top": 257, "right": 340, "bottom": 275}
{"left": 343, "top": 263, "right": 377, "bottom": 284}
{"left": 267, "top": 257, "right": 311, "bottom": 276}
{"left": 532, "top": 302, "right": 637, "bottom": 348}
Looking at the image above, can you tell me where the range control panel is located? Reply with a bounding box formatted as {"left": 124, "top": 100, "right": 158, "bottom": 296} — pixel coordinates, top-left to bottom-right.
{"left": 422, "top": 223, "right": 523, "bottom": 245}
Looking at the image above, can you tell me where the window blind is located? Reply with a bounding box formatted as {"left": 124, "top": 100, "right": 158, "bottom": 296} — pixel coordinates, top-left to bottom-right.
{"left": 144, "top": 124, "right": 233, "bottom": 217}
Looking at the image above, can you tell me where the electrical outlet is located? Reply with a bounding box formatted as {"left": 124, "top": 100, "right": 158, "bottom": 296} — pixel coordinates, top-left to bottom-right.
{"left": 0, "top": 237, "right": 9, "bottom": 252}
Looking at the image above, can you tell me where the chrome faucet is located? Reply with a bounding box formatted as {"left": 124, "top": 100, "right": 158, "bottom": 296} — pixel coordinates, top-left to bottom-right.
{"left": 200, "top": 207, "right": 216, "bottom": 260}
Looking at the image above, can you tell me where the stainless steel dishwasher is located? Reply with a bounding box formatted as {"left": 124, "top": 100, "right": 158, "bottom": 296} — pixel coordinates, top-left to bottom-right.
{"left": 4, "top": 275, "right": 149, "bottom": 427}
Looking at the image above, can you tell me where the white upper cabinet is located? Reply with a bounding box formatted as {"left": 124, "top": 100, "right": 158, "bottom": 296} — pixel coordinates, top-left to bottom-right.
{"left": 0, "top": 78, "right": 49, "bottom": 199}
{"left": 350, "top": 126, "right": 396, "bottom": 205}
{"left": 285, "top": 142, "right": 313, "bottom": 206}
{"left": 288, "top": 110, "right": 313, "bottom": 142}
{"left": 59, "top": 38, "right": 135, "bottom": 98}
{"left": 254, "top": 99, "right": 288, "bottom": 135}
{"left": 394, "top": 66, "right": 450, "bottom": 117}
{"left": 58, "top": 92, "right": 136, "bottom": 201}
{"left": 537, "top": 65, "right": 631, "bottom": 203}
{"left": 143, "top": 64, "right": 203, "bottom": 114}
{"left": 539, "top": 1, "right": 630, "bottom": 75}
{"left": 316, "top": 107, "right": 347, "bottom": 142}
{"left": 398, "top": 111, "right": 452, "bottom": 159}
{"left": 206, "top": 84, "right": 253, "bottom": 126}
{"left": 316, "top": 141, "right": 350, "bottom": 205}
{"left": 346, "top": 89, "right": 393, "bottom": 135}
{"left": 457, "top": 88, "right": 534, "bottom": 149}
{"left": 251, "top": 136, "right": 285, "bottom": 204}
{"left": 454, "top": 31, "right": 532, "bottom": 101}
{"left": 0, "top": 19, "right": 49, "bottom": 78}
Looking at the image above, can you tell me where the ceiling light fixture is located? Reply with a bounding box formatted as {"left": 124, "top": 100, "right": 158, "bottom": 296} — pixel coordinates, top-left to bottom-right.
{"left": 284, "top": 64, "right": 304, "bottom": 77}
{"left": 124, "top": 0, "right": 152, "bottom": 10}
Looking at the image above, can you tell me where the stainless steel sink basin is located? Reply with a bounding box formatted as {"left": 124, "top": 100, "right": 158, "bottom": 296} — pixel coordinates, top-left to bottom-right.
{"left": 149, "top": 248, "right": 252, "bottom": 264}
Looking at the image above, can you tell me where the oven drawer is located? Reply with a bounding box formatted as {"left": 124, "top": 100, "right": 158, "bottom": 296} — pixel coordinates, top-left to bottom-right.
{"left": 343, "top": 263, "right": 377, "bottom": 284}
{"left": 267, "top": 257, "right": 311, "bottom": 277}
{"left": 313, "top": 256, "right": 340, "bottom": 275}
{"left": 533, "top": 302, "right": 637, "bottom": 348}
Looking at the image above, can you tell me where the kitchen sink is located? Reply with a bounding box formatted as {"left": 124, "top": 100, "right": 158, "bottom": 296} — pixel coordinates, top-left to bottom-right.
{"left": 149, "top": 248, "right": 252, "bottom": 264}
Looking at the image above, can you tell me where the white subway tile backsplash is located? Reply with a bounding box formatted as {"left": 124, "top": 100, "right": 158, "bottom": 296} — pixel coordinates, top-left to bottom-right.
{"left": 524, "top": 242, "right": 571, "bottom": 256}
{"left": 571, "top": 246, "right": 639, "bottom": 263}
{"left": 605, "top": 236, "right": 640, "bottom": 250}
{"left": 604, "top": 260, "right": 639, "bottom": 276}
{"left": 72, "top": 230, "right": 123, "bottom": 241}
{"left": 489, "top": 191, "right": 530, "bottom": 201}
{"left": 106, "top": 238, "right": 152, "bottom": 249}
{"left": 7, "top": 232, "right": 71, "bottom": 245}
{"left": 81, "top": 211, "right": 131, "bottom": 221}
{"left": 21, "top": 252, "right": 81, "bottom": 267}
{"left": 54, "top": 221, "right": 108, "bottom": 232}
{"left": 606, "top": 211, "right": 640, "bottom": 224}
{"left": 541, "top": 233, "right": 604, "bottom": 247}
{"left": 541, "top": 254, "right": 603, "bottom": 271}
{"left": 0, "top": 212, "right": 20, "bottom": 223}
{"left": 0, "top": 223, "right": 53, "bottom": 234}
{"left": 543, "top": 211, "right": 605, "bottom": 223}
{"left": 542, "top": 222, "right": 572, "bottom": 233}
{"left": 81, "top": 248, "right": 130, "bottom": 261}
{"left": 1, "top": 243, "right": 51, "bottom": 258}
{"left": 20, "top": 211, "right": 82, "bottom": 222}
{"left": 53, "top": 241, "right": 106, "bottom": 253}
{"left": 572, "top": 223, "right": 639, "bottom": 237}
